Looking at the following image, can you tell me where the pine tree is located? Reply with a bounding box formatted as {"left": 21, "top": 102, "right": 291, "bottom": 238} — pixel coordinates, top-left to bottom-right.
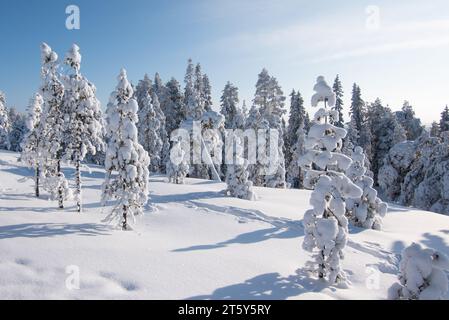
{"left": 202, "top": 74, "right": 213, "bottom": 112}
{"left": 286, "top": 121, "right": 307, "bottom": 188}
{"left": 345, "top": 147, "right": 387, "bottom": 230}
{"left": 439, "top": 105, "right": 449, "bottom": 133}
{"left": 286, "top": 90, "right": 307, "bottom": 172}
{"left": 245, "top": 104, "right": 269, "bottom": 187}
{"left": 137, "top": 91, "right": 163, "bottom": 173}
{"left": 220, "top": 82, "right": 245, "bottom": 130}
{"left": 342, "top": 116, "right": 359, "bottom": 156}
{"left": 21, "top": 93, "right": 44, "bottom": 197}
{"left": 7, "top": 107, "right": 27, "bottom": 152}
{"left": 395, "top": 101, "right": 423, "bottom": 140}
{"left": 102, "top": 69, "right": 151, "bottom": 230}
{"left": 38, "top": 43, "right": 70, "bottom": 209}
{"left": 332, "top": 75, "right": 344, "bottom": 128}
{"left": 164, "top": 77, "right": 185, "bottom": 137}
{"left": 152, "top": 73, "right": 171, "bottom": 172}
{"left": 253, "top": 69, "right": 287, "bottom": 188}
{"left": 144, "top": 74, "right": 170, "bottom": 172}
{"left": 430, "top": 121, "right": 440, "bottom": 137}
{"left": 350, "top": 84, "right": 364, "bottom": 135}
{"left": 135, "top": 74, "right": 153, "bottom": 110}
{"left": 62, "top": 44, "right": 105, "bottom": 213}
{"left": 0, "top": 91, "right": 10, "bottom": 150}
{"left": 183, "top": 59, "right": 197, "bottom": 119}
{"left": 369, "top": 99, "right": 406, "bottom": 184}
{"left": 225, "top": 133, "right": 257, "bottom": 200}
{"left": 301, "top": 76, "right": 362, "bottom": 284}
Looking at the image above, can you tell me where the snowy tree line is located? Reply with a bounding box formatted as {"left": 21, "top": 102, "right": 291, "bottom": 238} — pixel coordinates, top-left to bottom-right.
{"left": 3, "top": 52, "right": 449, "bottom": 216}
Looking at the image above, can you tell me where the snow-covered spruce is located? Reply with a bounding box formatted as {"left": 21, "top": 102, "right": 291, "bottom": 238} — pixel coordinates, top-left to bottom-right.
{"left": 245, "top": 104, "right": 270, "bottom": 187}
{"left": 62, "top": 44, "right": 105, "bottom": 213}
{"left": 102, "top": 69, "right": 151, "bottom": 230}
{"left": 345, "top": 147, "right": 387, "bottom": 230}
{"left": 21, "top": 93, "right": 44, "bottom": 197}
{"left": 252, "top": 69, "right": 287, "bottom": 188}
{"left": 332, "top": 75, "right": 344, "bottom": 128}
{"left": 38, "top": 43, "right": 71, "bottom": 208}
{"left": 184, "top": 59, "right": 203, "bottom": 121}
{"left": 220, "top": 82, "right": 245, "bottom": 130}
{"left": 225, "top": 133, "right": 257, "bottom": 200}
{"left": 394, "top": 101, "right": 423, "bottom": 141}
{"left": 152, "top": 73, "right": 170, "bottom": 173}
{"left": 389, "top": 243, "right": 449, "bottom": 300}
{"left": 439, "top": 105, "right": 449, "bottom": 134}
{"left": 0, "top": 90, "right": 11, "bottom": 150}
{"left": 366, "top": 99, "right": 406, "bottom": 185}
{"left": 180, "top": 59, "right": 219, "bottom": 180}
{"left": 377, "top": 131, "right": 449, "bottom": 216}
{"left": 286, "top": 121, "right": 307, "bottom": 189}
{"left": 166, "top": 138, "right": 190, "bottom": 184}
{"left": 137, "top": 90, "right": 163, "bottom": 173}
{"left": 7, "top": 107, "right": 27, "bottom": 152}
{"left": 286, "top": 90, "right": 309, "bottom": 187}
{"left": 163, "top": 77, "right": 185, "bottom": 138}
{"left": 301, "top": 76, "right": 362, "bottom": 284}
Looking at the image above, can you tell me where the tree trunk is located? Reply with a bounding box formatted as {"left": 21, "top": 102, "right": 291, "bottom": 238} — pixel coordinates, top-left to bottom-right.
{"left": 57, "top": 160, "right": 64, "bottom": 209}
{"left": 35, "top": 165, "right": 40, "bottom": 198}
{"left": 75, "top": 159, "right": 81, "bottom": 213}
{"left": 122, "top": 205, "right": 128, "bottom": 230}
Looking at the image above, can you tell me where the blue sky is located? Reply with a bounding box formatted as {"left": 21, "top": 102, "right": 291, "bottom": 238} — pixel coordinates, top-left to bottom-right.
{"left": 1, "top": 0, "right": 449, "bottom": 124}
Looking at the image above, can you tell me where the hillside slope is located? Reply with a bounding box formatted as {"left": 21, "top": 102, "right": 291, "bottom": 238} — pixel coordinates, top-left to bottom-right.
{"left": 0, "top": 150, "right": 448, "bottom": 299}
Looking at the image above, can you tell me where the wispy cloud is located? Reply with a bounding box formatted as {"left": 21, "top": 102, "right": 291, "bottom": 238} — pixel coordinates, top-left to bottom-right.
{"left": 211, "top": 4, "right": 449, "bottom": 64}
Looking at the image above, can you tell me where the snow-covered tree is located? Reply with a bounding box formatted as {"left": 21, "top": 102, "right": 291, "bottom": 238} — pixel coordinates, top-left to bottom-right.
{"left": 134, "top": 74, "right": 153, "bottom": 111}
{"left": 368, "top": 99, "right": 406, "bottom": 185}
{"left": 134, "top": 74, "right": 169, "bottom": 173}
{"left": 38, "top": 43, "right": 70, "bottom": 209}
{"left": 412, "top": 132, "right": 449, "bottom": 215}
{"left": 137, "top": 91, "right": 163, "bottom": 172}
{"left": 7, "top": 108, "right": 27, "bottom": 152}
{"left": 301, "top": 76, "right": 362, "bottom": 284}
{"left": 342, "top": 116, "right": 359, "bottom": 156}
{"left": 286, "top": 121, "right": 307, "bottom": 188}
{"left": 220, "top": 82, "right": 245, "bottom": 130}
{"left": 102, "top": 69, "right": 151, "bottom": 230}
{"left": 164, "top": 77, "right": 185, "bottom": 137}
{"left": 286, "top": 90, "right": 308, "bottom": 172}
{"left": 0, "top": 91, "right": 10, "bottom": 150}
{"left": 377, "top": 131, "right": 449, "bottom": 216}
{"left": 389, "top": 243, "right": 449, "bottom": 300}
{"left": 332, "top": 75, "right": 344, "bottom": 128}
{"left": 253, "top": 69, "right": 287, "bottom": 188}
{"left": 183, "top": 60, "right": 205, "bottom": 120}
{"left": 440, "top": 105, "right": 449, "bottom": 133}
{"left": 166, "top": 138, "right": 189, "bottom": 184}
{"left": 245, "top": 105, "right": 270, "bottom": 187}
{"left": 152, "top": 73, "right": 170, "bottom": 172}
{"left": 349, "top": 84, "right": 364, "bottom": 137}
{"left": 430, "top": 121, "right": 440, "bottom": 137}
{"left": 225, "top": 133, "right": 257, "bottom": 200}
{"left": 378, "top": 140, "right": 417, "bottom": 202}
{"left": 21, "top": 93, "right": 43, "bottom": 197}
{"left": 202, "top": 74, "right": 213, "bottom": 112}
{"left": 395, "top": 101, "right": 423, "bottom": 141}
{"left": 345, "top": 147, "right": 387, "bottom": 230}
{"left": 62, "top": 44, "right": 105, "bottom": 213}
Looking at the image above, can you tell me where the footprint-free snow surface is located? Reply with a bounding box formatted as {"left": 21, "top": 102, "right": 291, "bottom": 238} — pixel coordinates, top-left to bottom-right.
{"left": 0, "top": 150, "right": 448, "bottom": 299}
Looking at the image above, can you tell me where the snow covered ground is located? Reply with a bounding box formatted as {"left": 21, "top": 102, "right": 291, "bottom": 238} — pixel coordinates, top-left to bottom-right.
{"left": 0, "top": 149, "right": 448, "bottom": 300}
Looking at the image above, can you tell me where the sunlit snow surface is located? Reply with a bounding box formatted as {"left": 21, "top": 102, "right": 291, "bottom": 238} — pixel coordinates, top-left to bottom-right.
{"left": 0, "top": 150, "right": 448, "bottom": 299}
